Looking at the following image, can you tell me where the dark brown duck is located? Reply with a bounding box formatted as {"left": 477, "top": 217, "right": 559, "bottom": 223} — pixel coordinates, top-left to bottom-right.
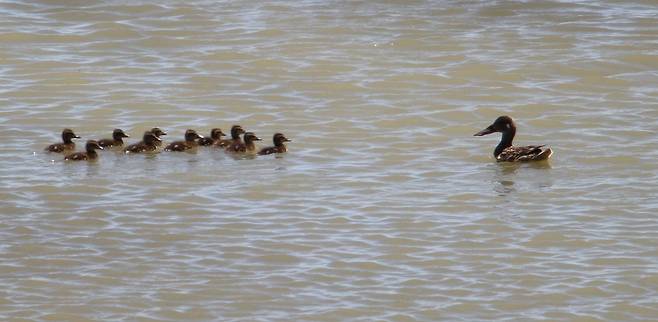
{"left": 124, "top": 131, "right": 161, "bottom": 153}
{"left": 258, "top": 133, "right": 291, "bottom": 155}
{"left": 474, "top": 115, "right": 553, "bottom": 162}
{"left": 226, "top": 132, "right": 261, "bottom": 153}
{"left": 198, "top": 128, "right": 226, "bottom": 146}
{"left": 45, "top": 128, "right": 80, "bottom": 153}
{"left": 64, "top": 140, "right": 103, "bottom": 161}
{"left": 98, "top": 129, "right": 129, "bottom": 148}
{"left": 216, "top": 125, "right": 245, "bottom": 147}
{"left": 150, "top": 127, "right": 167, "bottom": 146}
{"left": 165, "top": 129, "right": 203, "bottom": 152}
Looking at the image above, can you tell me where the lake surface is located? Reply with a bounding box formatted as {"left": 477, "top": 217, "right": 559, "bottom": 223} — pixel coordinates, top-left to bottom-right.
{"left": 1, "top": 0, "right": 657, "bottom": 320}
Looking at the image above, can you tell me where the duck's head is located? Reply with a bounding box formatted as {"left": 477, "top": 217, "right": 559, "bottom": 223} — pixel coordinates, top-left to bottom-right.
{"left": 150, "top": 127, "right": 167, "bottom": 137}
{"left": 184, "top": 129, "right": 203, "bottom": 141}
{"left": 474, "top": 115, "right": 515, "bottom": 136}
{"left": 62, "top": 128, "right": 80, "bottom": 142}
{"left": 210, "top": 128, "right": 226, "bottom": 140}
{"left": 272, "top": 133, "right": 291, "bottom": 146}
{"left": 112, "top": 128, "right": 129, "bottom": 140}
{"left": 143, "top": 131, "right": 161, "bottom": 144}
{"left": 230, "top": 125, "right": 245, "bottom": 139}
{"left": 85, "top": 140, "right": 103, "bottom": 152}
{"left": 243, "top": 132, "right": 262, "bottom": 143}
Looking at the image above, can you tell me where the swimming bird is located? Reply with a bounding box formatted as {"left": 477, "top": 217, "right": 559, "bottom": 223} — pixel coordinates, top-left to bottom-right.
{"left": 45, "top": 128, "right": 80, "bottom": 153}
{"left": 150, "top": 127, "right": 167, "bottom": 146}
{"left": 226, "top": 132, "right": 261, "bottom": 153}
{"left": 216, "top": 125, "right": 245, "bottom": 147}
{"left": 64, "top": 140, "right": 103, "bottom": 161}
{"left": 474, "top": 115, "right": 552, "bottom": 162}
{"left": 258, "top": 133, "right": 291, "bottom": 155}
{"left": 98, "top": 129, "right": 129, "bottom": 148}
{"left": 165, "top": 129, "right": 203, "bottom": 152}
{"left": 198, "top": 128, "right": 226, "bottom": 146}
{"left": 124, "top": 131, "right": 161, "bottom": 153}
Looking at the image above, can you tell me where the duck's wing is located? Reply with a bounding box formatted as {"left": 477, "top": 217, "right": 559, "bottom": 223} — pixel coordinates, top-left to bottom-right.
{"left": 497, "top": 145, "right": 552, "bottom": 162}
{"left": 165, "top": 141, "right": 188, "bottom": 152}
{"left": 258, "top": 146, "right": 276, "bottom": 155}
{"left": 65, "top": 152, "right": 87, "bottom": 161}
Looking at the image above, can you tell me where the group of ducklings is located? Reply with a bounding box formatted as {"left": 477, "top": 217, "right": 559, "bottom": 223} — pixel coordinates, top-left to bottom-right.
{"left": 45, "top": 125, "right": 291, "bottom": 161}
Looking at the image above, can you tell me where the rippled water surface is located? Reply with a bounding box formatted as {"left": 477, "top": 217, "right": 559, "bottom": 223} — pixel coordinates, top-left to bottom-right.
{"left": 2, "top": 1, "right": 658, "bottom": 321}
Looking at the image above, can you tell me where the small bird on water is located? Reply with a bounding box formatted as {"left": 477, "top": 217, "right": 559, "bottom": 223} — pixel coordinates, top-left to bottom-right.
{"left": 474, "top": 115, "right": 552, "bottom": 162}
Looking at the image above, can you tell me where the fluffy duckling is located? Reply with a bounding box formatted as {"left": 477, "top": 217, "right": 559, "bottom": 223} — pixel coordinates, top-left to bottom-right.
{"left": 226, "top": 132, "right": 261, "bottom": 153}
{"left": 150, "top": 127, "right": 167, "bottom": 146}
{"left": 198, "top": 128, "right": 226, "bottom": 146}
{"left": 216, "top": 125, "right": 245, "bottom": 147}
{"left": 165, "top": 129, "right": 203, "bottom": 152}
{"left": 124, "top": 131, "right": 161, "bottom": 153}
{"left": 474, "top": 116, "right": 553, "bottom": 162}
{"left": 64, "top": 140, "right": 103, "bottom": 161}
{"left": 98, "top": 129, "right": 129, "bottom": 148}
{"left": 258, "top": 133, "right": 291, "bottom": 155}
{"left": 45, "top": 128, "right": 80, "bottom": 153}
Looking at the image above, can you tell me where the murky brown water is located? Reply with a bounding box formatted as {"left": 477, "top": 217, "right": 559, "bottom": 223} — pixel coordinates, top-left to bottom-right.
{"left": 2, "top": 1, "right": 658, "bottom": 321}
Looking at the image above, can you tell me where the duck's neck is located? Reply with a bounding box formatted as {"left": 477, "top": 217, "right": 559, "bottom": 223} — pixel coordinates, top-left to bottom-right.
{"left": 63, "top": 136, "right": 73, "bottom": 144}
{"left": 245, "top": 139, "right": 255, "bottom": 150}
{"left": 114, "top": 136, "right": 124, "bottom": 144}
{"left": 495, "top": 127, "right": 515, "bottom": 157}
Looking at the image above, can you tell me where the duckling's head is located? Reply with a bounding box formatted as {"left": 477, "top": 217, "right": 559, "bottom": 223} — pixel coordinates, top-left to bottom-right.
{"left": 474, "top": 115, "right": 515, "bottom": 136}
{"left": 210, "top": 128, "right": 226, "bottom": 140}
{"left": 143, "top": 131, "right": 161, "bottom": 144}
{"left": 62, "top": 128, "right": 80, "bottom": 142}
{"left": 112, "top": 128, "right": 129, "bottom": 140}
{"left": 85, "top": 140, "right": 103, "bottom": 152}
{"left": 184, "top": 129, "right": 203, "bottom": 141}
{"left": 150, "top": 127, "right": 167, "bottom": 137}
{"left": 272, "top": 133, "right": 291, "bottom": 146}
{"left": 230, "top": 125, "right": 245, "bottom": 139}
{"left": 243, "top": 132, "right": 262, "bottom": 143}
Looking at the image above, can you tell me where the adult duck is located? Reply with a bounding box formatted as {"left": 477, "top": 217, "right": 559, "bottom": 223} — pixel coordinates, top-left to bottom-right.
{"left": 474, "top": 116, "right": 552, "bottom": 162}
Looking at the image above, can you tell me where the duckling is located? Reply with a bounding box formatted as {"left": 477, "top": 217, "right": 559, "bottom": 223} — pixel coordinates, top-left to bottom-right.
{"left": 45, "top": 128, "right": 80, "bottom": 153}
{"left": 215, "top": 125, "right": 245, "bottom": 147}
{"left": 226, "top": 132, "right": 261, "bottom": 153}
{"left": 124, "top": 131, "right": 161, "bottom": 153}
{"left": 98, "top": 129, "right": 129, "bottom": 148}
{"left": 150, "top": 127, "right": 167, "bottom": 146}
{"left": 474, "top": 115, "right": 553, "bottom": 162}
{"left": 198, "top": 128, "right": 226, "bottom": 146}
{"left": 64, "top": 140, "right": 103, "bottom": 161}
{"left": 165, "top": 129, "right": 203, "bottom": 152}
{"left": 258, "top": 133, "right": 291, "bottom": 155}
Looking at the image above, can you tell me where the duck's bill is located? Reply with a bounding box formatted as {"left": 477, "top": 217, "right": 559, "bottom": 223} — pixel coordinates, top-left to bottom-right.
{"left": 474, "top": 126, "right": 495, "bottom": 136}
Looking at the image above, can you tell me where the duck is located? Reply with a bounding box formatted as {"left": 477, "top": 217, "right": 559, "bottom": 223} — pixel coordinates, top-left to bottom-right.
{"left": 124, "top": 131, "right": 161, "bottom": 153}
{"left": 45, "top": 128, "right": 80, "bottom": 153}
{"left": 64, "top": 140, "right": 103, "bottom": 161}
{"left": 98, "top": 129, "right": 129, "bottom": 148}
{"left": 150, "top": 127, "right": 167, "bottom": 146}
{"left": 474, "top": 115, "right": 553, "bottom": 162}
{"left": 215, "top": 125, "right": 245, "bottom": 147}
{"left": 164, "top": 129, "right": 203, "bottom": 152}
{"left": 258, "top": 133, "right": 291, "bottom": 155}
{"left": 226, "top": 132, "right": 261, "bottom": 153}
{"left": 198, "top": 128, "right": 226, "bottom": 146}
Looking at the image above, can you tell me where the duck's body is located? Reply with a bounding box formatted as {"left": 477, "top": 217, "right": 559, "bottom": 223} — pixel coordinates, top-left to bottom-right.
{"left": 474, "top": 116, "right": 552, "bottom": 162}
{"left": 226, "top": 132, "right": 261, "bottom": 153}
{"left": 216, "top": 125, "right": 245, "bottom": 148}
{"left": 98, "top": 129, "right": 129, "bottom": 148}
{"left": 258, "top": 133, "right": 290, "bottom": 155}
{"left": 45, "top": 129, "right": 80, "bottom": 153}
{"left": 165, "top": 129, "right": 203, "bottom": 152}
{"left": 64, "top": 140, "right": 103, "bottom": 161}
{"left": 124, "top": 131, "right": 161, "bottom": 153}
{"left": 198, "top": 128, "right": 226, "bottom": 146}
{"left": 150, "top": 127, "right": 167, "bottom": 146}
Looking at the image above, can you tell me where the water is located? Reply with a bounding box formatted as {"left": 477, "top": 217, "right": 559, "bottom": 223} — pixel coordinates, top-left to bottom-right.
{"left": 2, "top": 0, "right": 658, "bottom": 320}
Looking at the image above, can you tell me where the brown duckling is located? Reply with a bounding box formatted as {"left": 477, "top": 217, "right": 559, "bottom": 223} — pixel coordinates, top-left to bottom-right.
{"left": 474, "top": 115, "right": 553, "bottom": 162}
{"left": 150, "top": 127, "right": 167, "bottom": 146}
{"left": 64, "top": 140, "right": 103, "bottom": 161}
{"left": 198, "top": 128, "right": 226, "bottom": 146}
{"left": 215, "top": 125, "right": 245, "bottom": 147}
{"left": 258, "top": 133, "right": 291, "bottom": 155}
{"left": 226, "top": 132, "right": 261, "bottom": 153}
{"left": 124, "top": 131, "right": 161, "bottom": 153}
{"left": 98, "top": 129, "right": 129, "bottom": 148}
{"left": 165, "top": 129, "right": 203, "bottom": 152}
{"left": 45, "top": 128, "right": 80, "bottom": 153}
